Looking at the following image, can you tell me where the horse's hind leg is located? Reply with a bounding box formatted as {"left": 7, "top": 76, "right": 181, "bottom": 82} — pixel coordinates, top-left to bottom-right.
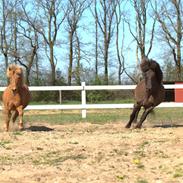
{"left": 135, "top": 106, "right": 154, "bottom": 128}
{"left": 125, "top": 104, "right": 141, "bottom": 128}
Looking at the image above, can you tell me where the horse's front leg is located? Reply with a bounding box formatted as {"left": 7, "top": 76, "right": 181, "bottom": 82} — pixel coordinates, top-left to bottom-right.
{"left": 3, "top": 109, "right": 11, "bottom": 132}
{"left": 125, "top": 104, "right": 141, "bottom": 128}
{"left": 135, "top": 106, "right": 154, "bottom": 129}
{"left": 17, "top": 106, "right": 24, "bottom": 130}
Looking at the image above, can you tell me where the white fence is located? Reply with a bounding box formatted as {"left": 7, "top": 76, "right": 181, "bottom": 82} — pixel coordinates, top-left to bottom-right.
{"left": 1, "top": 82, "right": 183, "bottom": 118}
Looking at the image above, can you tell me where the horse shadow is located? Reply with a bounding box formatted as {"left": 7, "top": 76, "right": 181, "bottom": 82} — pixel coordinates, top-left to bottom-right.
{"left": 25, "top": 125, "right": 54, "bottom": 132}
{"left": 153, "top": 124, "right": 183, "bottom": 128}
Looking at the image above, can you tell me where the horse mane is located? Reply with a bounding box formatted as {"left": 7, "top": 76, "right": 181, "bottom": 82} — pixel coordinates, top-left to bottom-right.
{"left": 149, "top": 59, "right": 163, "bottom": 84}
{"left": 140, "top": 57, "right": 163, "bottom": 84}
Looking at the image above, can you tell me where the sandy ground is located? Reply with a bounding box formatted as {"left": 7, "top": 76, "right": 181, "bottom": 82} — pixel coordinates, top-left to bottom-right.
{"left": 0, "top": 122, "right": 183, "bottom": 183}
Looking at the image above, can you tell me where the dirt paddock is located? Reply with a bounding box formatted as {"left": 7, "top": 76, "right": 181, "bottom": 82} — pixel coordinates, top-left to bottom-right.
{"left": 0, "top": 122, "right": 183, "bottom": 183}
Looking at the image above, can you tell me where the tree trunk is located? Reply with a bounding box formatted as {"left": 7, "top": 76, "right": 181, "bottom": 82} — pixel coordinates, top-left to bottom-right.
{"left": 76, "top": 33, "right": 81, "bottom": 85}
{"left": 68, "top": 31, "right": 73, "bottom": 85}
{"left": 4, "top": 54, "right": 9, "bottom": 83}
{"left": 176, "top": 44, "right": 181, "bottom": 80}
{"left": 104, "top": 41, "right": 109, "bottom": 85}
{"left": 50, "top": 42, "right": 56, "bottom": 85}
{"left": 35, "top": 53, "right": 39, "bottom": 81}
{"left": 94, "top": 0, "right": 99, "bottom": 83}
{"left": 104, "top": 10, "right": 108, "bottom": 85}
{"left": 176, "top": 1, "right": 182, "bottom": 80}
{"left": 25, "top": 69, "right": 30, "bottom": 85}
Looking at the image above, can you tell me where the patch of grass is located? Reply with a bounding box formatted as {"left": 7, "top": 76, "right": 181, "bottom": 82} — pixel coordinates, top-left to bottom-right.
{"left": 32, "top": 151, "right": 86, "bottom": 166}
{"left": 133, "top": 158, "right": 145, "bottom": 169}
{"left": 0, "top": 155, "right": 13, "bottom": 165}
{"left": 1, "top": 107, "right": 183, "bottom": 126}
{"left": 12, "top": 131, "right": 23, "bottom": 136}
{"left": 133, "top": 150, "right": 145, "bottom": 157}
{"left": 24, "top": 109, "right": 131, "bottom": 125}
{"left": 140, "top": 141, "right": 149, "bottom": 148}
{"left": 136, "top": 179, "right": 148, "bottom": 183}
{"left": 173, "top": 168, "right": 183, "bottom": 178}
{"left": 0, "top": 140, "right": 11, "bottom": 149}
{"left": 134, "top": 141, "right": 149, "bottom": 158}
{"left": 116, "top": 175, "right": 127, "bottom": 181}
{"left": 155, "top": 150, "right": 169, "bottom": 158}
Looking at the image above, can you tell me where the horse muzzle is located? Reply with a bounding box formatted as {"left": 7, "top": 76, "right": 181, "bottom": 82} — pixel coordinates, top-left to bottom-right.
{"left": 11, "top": 87, "right": 18, "bottom": 95}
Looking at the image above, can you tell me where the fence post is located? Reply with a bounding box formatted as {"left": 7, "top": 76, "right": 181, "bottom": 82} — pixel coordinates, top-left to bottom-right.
{"left": 81, "top": 82, "right": 86, "bottom": 118}
{"left": 59, "top": 90, "right": 62, "bottom": 104}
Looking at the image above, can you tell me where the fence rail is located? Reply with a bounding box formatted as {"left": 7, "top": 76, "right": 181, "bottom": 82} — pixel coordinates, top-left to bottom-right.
{"left": 0, "top": 82, "right": 183, "bottom": 118}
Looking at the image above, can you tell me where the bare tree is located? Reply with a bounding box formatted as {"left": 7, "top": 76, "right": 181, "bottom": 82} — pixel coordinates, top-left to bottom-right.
{"left": 90, "top": 0, "right": 99, "bottom": 83}
{"left": 115, "top": 0, "right": 125, "bottom": 84}
{"left": 0, "top": 0, "right": 14, "bottom": 71}
{"left": 66, "top": 0, "right": 90, "bottom": 85}
{"left": 96, "top": 0, "right": 118, "bottom": 84}
{"left": 154, "top": 0, "right": 183, "bottom": 80}
{"left": 125, "top": 0, "right": 156, "bottom": 60}
{"left": 12, "top": 0, "right": 19, "bottom": 64}
{"left": 17, "top": 22, "right": 39, "bottom": 85}
{"left": 23, "top": 0, "right": 67, "bottom": 85}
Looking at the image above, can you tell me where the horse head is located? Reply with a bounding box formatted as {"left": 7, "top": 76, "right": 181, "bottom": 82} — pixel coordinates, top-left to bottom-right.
{"left": 141, "top": 57, "right": 163, "bottom": 86}
{"left": 145, "top": 69, "right": 157, "bottom": 93}
{"left": 140, "top": 56, "right": 150, "bottom": 73}
{"left": 7, "top": 65, "right": 23, "bottom": 92}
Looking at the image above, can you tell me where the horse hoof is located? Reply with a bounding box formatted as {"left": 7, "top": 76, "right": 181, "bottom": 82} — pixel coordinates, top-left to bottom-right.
{"left": 3, "top": 125, "right": 9, "bottom": 132}
{"left": 125, "top": 124, "right": 131, "bottom": 128}
{"left": 135, "top": 125, "right": 141, "bottom": 129}
{"left": 18, "top": 124, "right": 24, "bottom": 131}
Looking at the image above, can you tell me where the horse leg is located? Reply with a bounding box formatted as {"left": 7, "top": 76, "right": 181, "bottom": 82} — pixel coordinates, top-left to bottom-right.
{"left": 133, "top": 106, "right": 141, "bottom": 124}
{"left": 135, "top": 106, "right": 154, "bottom": 129}
{"left": 125, "top": 104, "right": 141, "bottom": 128}
{"left": 17, "top": 106, "right": 24, "bottom": 130}
{"left": 4, "top": 109, "right": 11, "bottom": 132}
{"left": 12, "top": 110, "right": 19, "bottom": 123}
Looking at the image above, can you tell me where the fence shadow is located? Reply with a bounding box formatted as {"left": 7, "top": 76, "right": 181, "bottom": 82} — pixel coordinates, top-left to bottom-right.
{"left": 25, "top": 125, "right": 54, "bottom": 132}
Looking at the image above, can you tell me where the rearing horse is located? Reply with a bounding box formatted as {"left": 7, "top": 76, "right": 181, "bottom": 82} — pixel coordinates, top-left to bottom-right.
{"left": 2, "top": 65, "right": 30, "bottom": 131}
{"left": 125, "top": 58, "right": 165, "bottom": 129}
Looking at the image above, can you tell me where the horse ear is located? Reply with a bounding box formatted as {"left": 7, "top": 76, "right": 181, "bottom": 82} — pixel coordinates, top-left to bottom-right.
{"left": 6, "top": 65, "right": 12, "bottom": 78}
{"left": 140, "top": 58, "right": 150, "bottom": 73}
{"left": 141, "top": 56, "right": 149, "bottom": 63}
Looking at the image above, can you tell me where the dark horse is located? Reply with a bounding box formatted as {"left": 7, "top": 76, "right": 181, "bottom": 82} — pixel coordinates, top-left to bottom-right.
{"left": 125, "top": 57, "right": 165, "bottom": 129}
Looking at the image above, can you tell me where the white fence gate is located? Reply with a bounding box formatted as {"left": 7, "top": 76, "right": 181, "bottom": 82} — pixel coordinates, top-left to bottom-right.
{"left": 1, "top": 82, "right": 183, "bottom": 118}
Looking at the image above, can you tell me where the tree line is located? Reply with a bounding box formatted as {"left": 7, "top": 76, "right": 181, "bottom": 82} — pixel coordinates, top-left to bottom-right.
{"left": 0, "top": 0, "right": 182, "bottom": 86}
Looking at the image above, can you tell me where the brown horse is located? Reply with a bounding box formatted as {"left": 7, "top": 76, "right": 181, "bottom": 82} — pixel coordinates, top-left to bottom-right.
{"left": 2, "top": 65, "right": 30, "bottom": 131}
{"left": 125, "top": 59, "right": 165, "bottom": 129}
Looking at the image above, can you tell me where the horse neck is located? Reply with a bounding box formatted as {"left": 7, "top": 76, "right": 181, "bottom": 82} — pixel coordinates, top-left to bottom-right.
{"left": 9, "top": 79, "right": 24, "bottom": 91}
{"left": 152, "top": 77, "right": 162, "bottom": 91}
